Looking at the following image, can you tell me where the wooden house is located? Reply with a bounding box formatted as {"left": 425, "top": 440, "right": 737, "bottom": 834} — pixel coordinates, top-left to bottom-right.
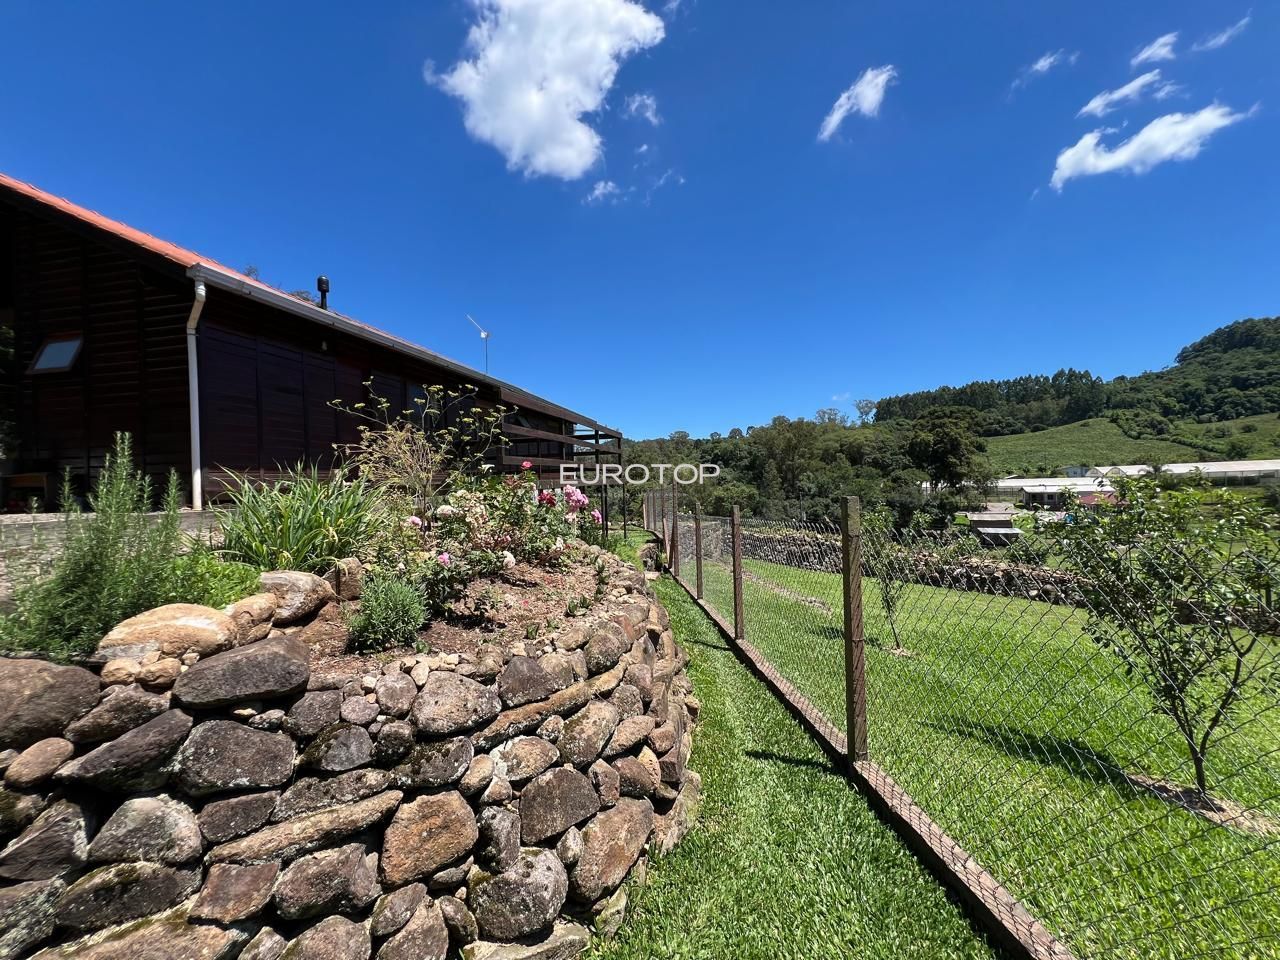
{"left": 0, "top": 173, "right": 621, "bottom": 509}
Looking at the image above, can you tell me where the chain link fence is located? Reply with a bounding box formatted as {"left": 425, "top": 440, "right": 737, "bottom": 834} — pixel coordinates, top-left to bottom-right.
{"left": 642, "top": 488, "right": 1280, "bottom": 960}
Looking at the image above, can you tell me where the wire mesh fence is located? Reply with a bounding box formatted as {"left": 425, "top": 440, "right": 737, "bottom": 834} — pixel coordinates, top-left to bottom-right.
{"left": 642, "top": 488, "right": 1280, "bottom": 960}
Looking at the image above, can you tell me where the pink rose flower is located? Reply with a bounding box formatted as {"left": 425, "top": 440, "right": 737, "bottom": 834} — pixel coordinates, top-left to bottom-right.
{"left": 437, "top": 552, "right": 452, "bottom": 566}
{"left": 521, "top": 460, "right": 533, "bottom": 470}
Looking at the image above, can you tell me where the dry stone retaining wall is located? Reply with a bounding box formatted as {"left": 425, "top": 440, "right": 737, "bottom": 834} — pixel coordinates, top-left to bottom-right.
{"left": 0, "top": 546, "right": 699, "bottom": 960}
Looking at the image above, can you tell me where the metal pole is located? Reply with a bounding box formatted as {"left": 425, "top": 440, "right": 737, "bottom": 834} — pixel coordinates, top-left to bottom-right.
{"left": 731, "top": 504, "right": 744, "bottom": 643}
{"left": 842, "top": 496, "right": 868, "bottom": 764}
{"left": 694, "top": 501, "right": 704, "bottom": 599}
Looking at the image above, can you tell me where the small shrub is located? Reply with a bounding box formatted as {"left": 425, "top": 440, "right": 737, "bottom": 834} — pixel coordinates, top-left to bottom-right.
{"left": 0, "top": 433, "right": 248, "bottom": 660}
{"left": 346, "top": 574, "right": 426, "bottom": 651}
{"left": 409, "top": 551, "right": 476, "bottom": 619}
{"left": 217, "top": 466, "right": 384, "bottom": 573}
{"left": 162, "top": 546, "right": 261, "bottom": 608}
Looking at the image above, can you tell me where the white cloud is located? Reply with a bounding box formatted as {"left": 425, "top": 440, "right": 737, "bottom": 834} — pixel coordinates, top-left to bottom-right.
{"left": 644, "top": 167, "right": 684, "bottom": 202}
{"left": 1012, "top": 49, "right": 1079, "bottom": 89}
{"left": 430, "top": 0, "right": 664, "bottom": 180}
{"left": 1051, "top": 102, "right": 1251, "bottom": 190}
{"left": 625, "top": 92, "right": 661, "bottom": 125}
{"left": 1192, "top": 14, "right": 1251, "bottom": 52}
{"left": 1078, "top": 70, "right": 1178, "bottom": 118}
{"left": 818, "top": 65, "right": 897, "bottom": 142}
{"left": 1131, "top": 32, "right": 1178, "bottom": 68}
{"left": 585, "top": 180, "right": 622, "bottom": 204}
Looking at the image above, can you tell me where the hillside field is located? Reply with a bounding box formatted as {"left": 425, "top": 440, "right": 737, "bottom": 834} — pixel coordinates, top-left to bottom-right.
{"left": 984, "top": 419, "right": 1200, "bottom": 475}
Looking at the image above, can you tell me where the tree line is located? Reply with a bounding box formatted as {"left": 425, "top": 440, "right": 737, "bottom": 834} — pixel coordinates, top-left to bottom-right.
{"left": 623, "top": 406, "right": 991, "bottom": 527}
{"left": 622, "top": 318, "right": 1280, "bottom": 526}
{"left": 875, "top": 317, "right": 1280, "bottom": 435}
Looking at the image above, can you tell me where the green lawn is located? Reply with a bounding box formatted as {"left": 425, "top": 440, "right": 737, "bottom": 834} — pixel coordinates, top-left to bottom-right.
{"left": 590, "top": 552, "right": 997, "bottom": 960}
{"left": 715, "top": 555, "right": 1280, "bottom": 960}
{"left": 985, "top": 419, "right": 1200, "bottom": 475}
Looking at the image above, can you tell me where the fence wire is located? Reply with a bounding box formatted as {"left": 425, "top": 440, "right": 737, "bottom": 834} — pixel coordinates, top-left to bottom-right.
{"left": 642, "top": 489, "right": 1280, "bottom": 960}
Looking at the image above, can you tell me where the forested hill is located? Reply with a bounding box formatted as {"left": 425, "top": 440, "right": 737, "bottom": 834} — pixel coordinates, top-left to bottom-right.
{"left": 874, "top": 317, "right": 1280, "bottom": 436}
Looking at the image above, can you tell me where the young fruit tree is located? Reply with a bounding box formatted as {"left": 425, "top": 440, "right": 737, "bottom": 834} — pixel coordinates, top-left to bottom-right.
{"left": 1055, "top": 477, "right": 1279, "bottom": 800}
{"left": 864, "top": 510, "right": 909, "bottom": 653}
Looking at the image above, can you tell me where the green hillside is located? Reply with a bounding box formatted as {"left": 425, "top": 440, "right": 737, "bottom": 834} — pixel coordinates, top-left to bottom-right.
{"left": 1167, "top": 412, "right": 1280, "bottom": 460}
{"left": 985, "top": 419, "right": 1201, "bottom": 475}
{"left": 986, "top": 413, "right": 1280, "bottom": 475}
{"left": 877, "top": 317, "right": 1280, "bottom": 434}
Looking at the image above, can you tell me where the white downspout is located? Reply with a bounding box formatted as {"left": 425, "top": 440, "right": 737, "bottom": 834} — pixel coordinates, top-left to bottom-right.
{"left": 185, "top": 280, "right": 207, "bottom": 511}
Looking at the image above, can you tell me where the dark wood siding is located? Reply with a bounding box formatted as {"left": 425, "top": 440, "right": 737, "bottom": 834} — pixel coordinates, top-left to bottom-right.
{"left": 2, "top": 188, "right": 617, "bottom": 508}
{"left": 3, "top": 200, "right": 191, "bottom": 501}
{"left": 195, "top": 291, "right": 519, "bottom": 499}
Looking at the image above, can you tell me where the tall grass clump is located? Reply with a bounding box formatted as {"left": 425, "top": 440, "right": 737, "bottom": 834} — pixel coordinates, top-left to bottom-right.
{"left": 216, "top": 466, "right": 383, "bottom": 574}
{"left": 0, "top": 433, "right": 248, "bottom": 660}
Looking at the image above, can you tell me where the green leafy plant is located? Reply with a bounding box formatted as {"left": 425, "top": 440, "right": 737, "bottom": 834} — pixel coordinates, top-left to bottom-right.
{"left": 162, "top": 545, "right": 260, "bottom": 608}
{"left": 0, "top": 433, "right": 250, "bottom": 659}
{"left": 346, "top": 574, "right": 426, "bottom": 651}
{"left": 216, "top": 466, "right": 383, "bottom": 573}
{"left": 1055, "top": 477, "right": 1280, "bottom": 799}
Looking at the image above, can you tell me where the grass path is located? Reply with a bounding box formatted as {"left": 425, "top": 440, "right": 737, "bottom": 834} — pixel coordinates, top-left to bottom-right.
{"left": 587, "top": 571, "right": 997, "bottom": 960}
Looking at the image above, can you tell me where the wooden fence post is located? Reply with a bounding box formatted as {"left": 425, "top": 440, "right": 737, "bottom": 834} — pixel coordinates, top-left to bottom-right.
{"left": 731, "top": 504, "right": 744, "bottom": 643}
{"left": 669, "top": 480, "right": 680, "bottom": 578}
{"left": 693, "top": 502, "right": 704, "bottom": 599}
{"left": 842, "top": 496, "right": 869, "bottom": 764}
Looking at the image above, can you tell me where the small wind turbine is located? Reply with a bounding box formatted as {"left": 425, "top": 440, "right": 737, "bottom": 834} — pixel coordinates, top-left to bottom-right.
{"left": 466, "top": 314, "right": 491, "bottom": 374}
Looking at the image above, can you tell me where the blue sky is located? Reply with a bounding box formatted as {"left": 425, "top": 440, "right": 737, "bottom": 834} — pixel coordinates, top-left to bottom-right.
{"left": 1, "top": 1, "right": 1275, "bottom": 438}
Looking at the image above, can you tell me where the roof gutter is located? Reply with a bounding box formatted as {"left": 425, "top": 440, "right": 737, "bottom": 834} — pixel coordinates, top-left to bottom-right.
{"left": 185, "top": 280, "right": 207, "bottom": 510}
{"left": 185, "top": 262, "right": 622, "bottom": 437}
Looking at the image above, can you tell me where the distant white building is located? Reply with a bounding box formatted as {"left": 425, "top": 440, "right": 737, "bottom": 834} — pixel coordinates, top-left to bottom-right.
{"left": 1090, "top": 460, "right": 1280, "bottom": 483}
{"left": 986, "top": 476, "right": 1115, "bottom": 508}
{"left": 1163, "top": 459, "right": 1280, "bottom": 482}
{"left": 1016, "top": 478, "right": 1115, "bottom": 509}
{"left": 1087, "top": 465, "right": 1155, "bottom": 479}
{"left": 988, "top": 458, "right": 1280, "bottom": 509}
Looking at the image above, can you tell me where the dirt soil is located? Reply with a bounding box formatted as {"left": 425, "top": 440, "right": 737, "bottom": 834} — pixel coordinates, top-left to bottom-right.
{"left": 1127, "top": 773, "right": 1280, "bottom": 836}
{"left": 308, "top": 553, "right": 604, "bottom": 681}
